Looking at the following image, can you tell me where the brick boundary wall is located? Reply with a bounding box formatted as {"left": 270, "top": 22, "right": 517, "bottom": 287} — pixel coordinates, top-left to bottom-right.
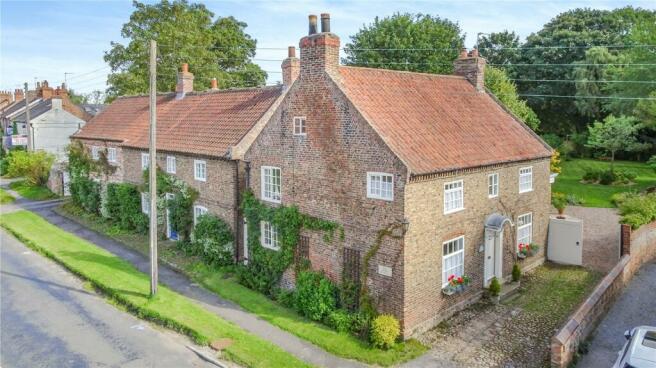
{"left": 550, "top": 220, "right": 656, "bottom": 367}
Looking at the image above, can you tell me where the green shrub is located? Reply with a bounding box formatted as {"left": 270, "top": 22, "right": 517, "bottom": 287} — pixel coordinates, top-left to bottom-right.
{"left": 274, "top": 288, "right": 296, "bottom": 309}
{"left": 71, "top": 176, "right": 101, "bottom": 215}
{"left": 599, "top": 169, "right": 615, "bottom": 185}
{"left": 5, "top": 150, "right": 55, "bottom": 186}
{"left": 566, "top": 194, "right": 583, "bottom": 206}
{"left": 581, "top": 166, "right": 602, "bottom": 182}
{"left": 648, "top": 155, "right": 656, "bottom": 172}
{"left": 552, "top": 192, "right": 567, "bottom": 214}
{"left": 339, "top": 278, "right": 359, "bottom": 312}
{"left": 618, "top": 193, "right": 656, "bottom": 229}
{"left": 191, "top": 214, "right": 234, "bottom": 266}
{"left": 370, "top": 315, "right": 400, "bottom": 350}
{"left": 105, "top": 183, "right": 148, "bottom": 233}
{"left": 488, "top": 277, "right": 501, "bottom": 297}
{"left": 326, "top": 310, "right": 353, "bottom": 333}
{"left": 294, "top": 270, "right": 337, "bottom": 321}
{"left": 512, "top": 263, "right": 521, "bottom": 282}
{"left": 349, "top": 310, "right": 373, "bottom": 340}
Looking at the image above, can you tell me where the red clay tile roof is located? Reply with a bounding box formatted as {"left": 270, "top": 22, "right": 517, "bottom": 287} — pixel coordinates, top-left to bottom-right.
{"left": 337, "top": 66, "right": 552, "bottom": 175}
{"left": 73, "top": 86, "right": 283, "bottom": 157}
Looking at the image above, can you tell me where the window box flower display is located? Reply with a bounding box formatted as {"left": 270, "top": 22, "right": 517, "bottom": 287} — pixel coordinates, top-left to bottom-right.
{"left": 442, "top": 274, "right": 471, "bottom": 295}
{"left": 517, "top": 243, "right": 539, "bottom": 259}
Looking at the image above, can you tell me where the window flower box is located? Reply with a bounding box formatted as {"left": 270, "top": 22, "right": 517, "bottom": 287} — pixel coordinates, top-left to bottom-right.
{"left": 442, "top": 274, "right": 471, "bottom": 295}
{"left": 517, "top": 243, "right": 540, "bottom": 259}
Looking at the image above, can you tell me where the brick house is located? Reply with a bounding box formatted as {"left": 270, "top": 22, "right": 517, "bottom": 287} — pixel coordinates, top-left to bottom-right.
{"left": 242, "top": 14, "right": 553, "bottom": 337}
{"left": 72, "top": 67, "right": 286, "bottom": 240}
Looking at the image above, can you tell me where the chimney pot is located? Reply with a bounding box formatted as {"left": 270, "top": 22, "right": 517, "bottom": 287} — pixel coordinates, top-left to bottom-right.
{"left": 308, "top": 15, "right": 318, "bottom": 35}
{"left": 459, "top": 47, "right": 468, "bottom": 59}
{"left": 210, "top": 78, "right": 218, "bottom": 90}
{"left": 320, "top": 13, "right": 330, "bottom": 33}
{"left": 181, "top": 63, "right": 189, "bottom": 73}
{"left": 288, "top": 46, "right": 296, "bottom": 58}
{"left": 470, "top": 48, "right": 479, "bottom": 57}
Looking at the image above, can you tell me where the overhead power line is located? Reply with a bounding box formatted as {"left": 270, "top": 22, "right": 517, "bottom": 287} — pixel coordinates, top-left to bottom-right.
{"left": 509, "top": 79, "right": 656, "bottom": 84}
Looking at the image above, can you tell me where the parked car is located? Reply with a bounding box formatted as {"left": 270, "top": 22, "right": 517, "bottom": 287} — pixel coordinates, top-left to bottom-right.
{"left": 613, "top": 326, "right": 656, "bottom": 368}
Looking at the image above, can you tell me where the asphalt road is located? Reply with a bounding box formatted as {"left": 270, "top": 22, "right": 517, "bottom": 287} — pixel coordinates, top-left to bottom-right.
{"left": 578, "top": 262, "right": 656, "bottom": 368}
{"left": 0, "top": 229, "right": 215, "bottom": 368}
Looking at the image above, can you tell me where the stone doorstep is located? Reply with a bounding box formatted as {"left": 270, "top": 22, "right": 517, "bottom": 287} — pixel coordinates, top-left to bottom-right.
{"left": 499, "top": 281, "right": 521, "bottom": 303}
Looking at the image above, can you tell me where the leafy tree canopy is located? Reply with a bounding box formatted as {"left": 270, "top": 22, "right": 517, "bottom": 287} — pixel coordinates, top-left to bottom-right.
{"left": 517, "top": 7, "right": 655, "bottom": 134}
{"left": 104, "top": 0, "right": 266, "bottom": 100}
{"left": 586, "top": 115, "right": 650, "bottom": 164}
{"left": 485, "top": 66, "right": 540, "bottom": 131}
{"left": 572, "top": 46, "right": 623, "bottom": 121}
{"left": 478, "top": 30, "right": 521, "bottom": 65}
{"left": 343, "top": 13, "right": 464, "bottom": 74}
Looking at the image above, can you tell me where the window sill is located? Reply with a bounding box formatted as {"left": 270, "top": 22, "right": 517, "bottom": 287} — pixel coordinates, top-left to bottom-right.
{"left": 262, "top": 197, "right": 281, "bottom": 204}
{"left": 519, "top": 189, "right": 533, "bottom": 194}
{"left": 488, "top": 194, "right": 499, "bottom": 199}
{"left": 367, "top": 195, "right": 394, "bottom": 202}
{"left": 194, "top": 178, "right": 207, "bottom": 182}
{"left": 444, "top": 208, "right": 465, "bottom": 215}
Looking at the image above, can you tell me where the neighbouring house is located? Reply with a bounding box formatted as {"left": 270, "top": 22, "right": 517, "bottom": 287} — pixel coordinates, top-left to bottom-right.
{"left": 242, "top": 14, "right": 553, "bottom": 337}
{"left": 71, "top": 67, "right": 286, "bottom": 240}
{"left": 1, "top": 81, "right": 92, "bottom": 158}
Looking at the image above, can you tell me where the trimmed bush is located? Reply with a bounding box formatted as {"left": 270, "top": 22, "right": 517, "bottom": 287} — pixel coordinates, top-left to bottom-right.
{"left": 191, "top": 214, "right": 234, "bottom": 266}
{"left": 370, "top": 315, "right": 400, "bottom": 350}
{"left": 71, "top": 176, "right": 101, "bottom": 215}
{"left": 512, "top": 263, "right": 521, "bottom": 282}
{"left": 5, "top": 150, "right": 55, "bottom": 186}
{"left": 105, "top": 183, "right": 148, "bottom": 233}
{"left": 326, "top": 310, "right": 352, "bottom": 333}
{"left": 489, "top": 277, "right": 501, "bottom": 297}
{"left": 294, "top": 270, "right": 337, "bottom": 321}
{"left": 617, "top": 193, "right": 656, "bottom": 229}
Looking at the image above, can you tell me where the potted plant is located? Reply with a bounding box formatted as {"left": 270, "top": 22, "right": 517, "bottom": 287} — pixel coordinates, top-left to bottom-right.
{"left": 517, "top": 243, "right": 540, "bottom": 259}
{"left": 552, "top": 192, "right": 567, "bottom": 219}
{"left": 488, "top": 276, "right": 501, "bottom": 304}
{"left": 442, "top": 274, "right": 471, "bottom": 295}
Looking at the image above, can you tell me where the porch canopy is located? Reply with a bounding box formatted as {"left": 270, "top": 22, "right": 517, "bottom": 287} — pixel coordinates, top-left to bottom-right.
{"left": 485, "top": 213, "right": 513, "bottom": 232}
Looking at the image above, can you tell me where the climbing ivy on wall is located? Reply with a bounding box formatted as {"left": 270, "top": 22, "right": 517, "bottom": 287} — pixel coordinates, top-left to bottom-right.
{"left": 238, "top": 191, "right": 344, "bottom": 295}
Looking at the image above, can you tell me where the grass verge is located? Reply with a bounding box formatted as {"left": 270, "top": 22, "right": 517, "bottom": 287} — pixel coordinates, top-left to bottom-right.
{"left": 552, "top": 159, "right": 656, "bottom": 207}
{"left": 56, "top": 202, "right": 427, "bottom": 366}
{"left": 9, "top": 180, "right": 57, "bottom": 201}
{"left": 0, "top": 188, "right": 15, "bottom": 204}
{"left": 0, "top": 210, "right": 310, "bottom": 368}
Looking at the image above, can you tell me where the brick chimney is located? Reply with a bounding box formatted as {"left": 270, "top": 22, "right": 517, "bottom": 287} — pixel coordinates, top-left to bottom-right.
{"left": 55, "top": 83, "right": 69, "bottom": 98}
{"left": 14, "top": 88, "right": 24, "bottom": 102}
{"left": 282, "top": 46, "right": 300, "bottom": 87}
{"left": 38, "top": 80, "right": 54, "bottom": 99}
{"left": 454, "top": 47, "right": 486, "bottom": 92}
{"left": 176, "top": 63, "right": 194, "bottom": 99}
{"left": 210, "top": 78, "right": 218, "bottom": 90}
{"left": 299, "top": 13, "right": 340, "bottom": 79}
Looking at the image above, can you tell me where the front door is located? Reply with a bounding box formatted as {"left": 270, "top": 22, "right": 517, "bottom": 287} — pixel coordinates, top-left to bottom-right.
{"left": 484, "top": 229, "right": 503, "bottom": 287}
{"left": 165, "top": 193, "right": 178, "bottom": 240}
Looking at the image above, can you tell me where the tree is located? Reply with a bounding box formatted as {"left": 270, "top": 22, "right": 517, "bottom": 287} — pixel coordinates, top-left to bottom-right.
{"left": 104, "top": 0, "right": 266, "bottom": 100}
{"left": 572, "top": 47, "right": 622, "bottom": 120}
{"left": 343, "top": 13, "right": 464, "bottom": 74}
{"left": 586, "top": 115, "right": 650, "bottom": 167}
{"left": 517, "top": 7, "right": 655, "bottom": 134}
{"left": 84, "top": 90, "right": 108, "bottom": 105}
{"left": 478, "top": 30, "right": 521, "bottom": 66}
{"left": 485, "top": 66, "right": 540, "bottom": 131}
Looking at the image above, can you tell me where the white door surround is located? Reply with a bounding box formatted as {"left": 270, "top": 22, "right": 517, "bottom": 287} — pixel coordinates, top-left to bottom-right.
{"left": 484, "top": 228, "right": 504, "bottom": 287}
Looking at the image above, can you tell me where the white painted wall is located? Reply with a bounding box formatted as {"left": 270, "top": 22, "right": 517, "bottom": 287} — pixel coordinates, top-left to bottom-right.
{"left": 32, "top": 104, "right": 85, "bottom": 160}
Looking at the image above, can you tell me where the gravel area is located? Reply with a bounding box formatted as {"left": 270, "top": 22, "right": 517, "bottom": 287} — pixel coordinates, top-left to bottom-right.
{"left": 562, "top": 206, "right": 620, "bottom": 273}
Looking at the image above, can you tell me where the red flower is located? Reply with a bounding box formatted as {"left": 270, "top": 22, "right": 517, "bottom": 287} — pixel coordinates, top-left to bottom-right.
{"left": 448, "top": 274, "right": 455, "bottom": 281}
{"left": 457, "top": 277, "right": 464, "bottom": 284}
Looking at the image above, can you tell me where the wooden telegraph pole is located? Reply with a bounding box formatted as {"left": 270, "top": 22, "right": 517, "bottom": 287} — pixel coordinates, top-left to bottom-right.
{"left": 148, "top": 40, "right": 158, "bottom": 296}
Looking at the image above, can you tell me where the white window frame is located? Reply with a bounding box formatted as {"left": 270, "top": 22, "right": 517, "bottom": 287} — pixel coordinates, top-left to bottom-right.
{"left": 443, "top": 180, "right": 464, "bottom": 214}
{"left": 516, "top": 213, "right": 533, "bottom": 249}
{"left": 293, "top": 116, "right": 307, "bottom": 136}
{"left": 193, "top": 205, "right": 208, "bottom": 226}
{"left": 107, "top": 147, "right": 117, "bottom": 163}
{"left": 367, "top": 172, "right": 394, "bottom": 201}
{"left": 519, "top": 167, "right": 533, "bottom": 193}
{"left": 488, "top": 173, "right": 499, "bottom": 198}
{"left": 261, "top": 166, "right": 281, "bottom": 203}
{"left": 141, "top": 153, "right": 149, "bottom": 170}
{"left": 141, "top": 192, "right": 150, "bottom": 215}
{"left": 91, "top": 146, "right": 100, "bottom": 160}
{"left": 260, "top": 221, "right": 280, "bottom": 251}
{"left": 194, "top": 160, "right": 207, "bottom": 182}
{"left": 442, "top": 236, "right": 465, "bottom": 287}
{"left": 166, "top": 156, "right": 176, "bottom": 174}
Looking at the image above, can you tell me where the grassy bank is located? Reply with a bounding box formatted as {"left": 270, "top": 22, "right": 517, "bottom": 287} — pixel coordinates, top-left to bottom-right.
{"left": 552, "top": 159, "right": 656, "bottom": 207}
{"left": 0, "top": 210, "right": 310, "bottom": 368}
{"left": 56, "top": 202, "right": 427, "bottom": 366}
{"left": 9, "top": 180, "right": 57, "bottom": 201}
{"left": 0, "top": 188, "right": 15, "bottom": 204}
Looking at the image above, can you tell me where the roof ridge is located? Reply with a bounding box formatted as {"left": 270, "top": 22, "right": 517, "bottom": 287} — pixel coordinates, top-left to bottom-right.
{"left": 339, "top": 65, "right": 466, "bottom": 80}
{"left": 114, "top": 85, "right": 283, "bottom": 100}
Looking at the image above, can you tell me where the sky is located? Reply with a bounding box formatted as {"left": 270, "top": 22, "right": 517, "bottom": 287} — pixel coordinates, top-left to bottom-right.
{"left": 1, "top": 0, "right": 654, "bottom": 95}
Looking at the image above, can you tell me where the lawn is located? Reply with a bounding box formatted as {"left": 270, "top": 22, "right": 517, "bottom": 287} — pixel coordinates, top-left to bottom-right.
{"left": 552, "top": 159, "right": 656, "bottom": 207}
{"left": 9, "top": 180, "right": 57, "bottom": 201}
{"left": 0, "top": 210, "right": 310, "bottom": 368}
{"left": 56, "top": 202, "right": 427, "bottom": 366}
{"left": 0, "top": 188, "right": 15, "bottom": 204}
